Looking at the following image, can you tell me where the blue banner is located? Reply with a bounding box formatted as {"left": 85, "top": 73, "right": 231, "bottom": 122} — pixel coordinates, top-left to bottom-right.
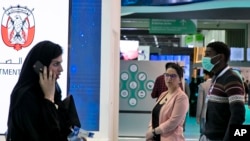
{"left": 69, "top": 0, "right": 101, "bottom": 131}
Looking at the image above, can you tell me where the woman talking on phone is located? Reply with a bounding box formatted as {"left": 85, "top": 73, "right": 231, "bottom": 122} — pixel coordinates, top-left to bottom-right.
{"left": 146, "top": 63, "right": 189, "bottom": 141}
{"left": 6, "top": 41, "right": 84, "bottom": 141}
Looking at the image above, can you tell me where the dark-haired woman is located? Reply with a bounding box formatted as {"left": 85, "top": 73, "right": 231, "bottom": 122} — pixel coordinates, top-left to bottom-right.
{"left": 6, "top": 41, "right": 84, "bottom": 141}
{"left": 146, "top": 63, "right": 189, "bottom": 141}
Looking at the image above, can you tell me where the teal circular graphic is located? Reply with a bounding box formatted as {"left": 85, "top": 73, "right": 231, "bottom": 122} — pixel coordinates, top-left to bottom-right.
{"left": 120, "top": 63, "right": 154, "bottom": 107}
{"left": 137, "top": 90, "right": 146, "bottom": 99}
{"left": 137, "top": 72, "right": 147, "bottom": 81}
{"left": 146, "top": 80, "right": 155, "bottom": 91}
{"left": 120, "top": 72, "right": 129, "bottom": 81}
{"left": 129, "top": 81, "right": 137, "bottom": 89}
{"left": 129, "top": 64, "right": 138, "bottom": 72}
{"left": 120, "top": 90, "right": 129, "bottom": 98}
{"left": 129, "top": 98, "right": 137, "bottom": 106}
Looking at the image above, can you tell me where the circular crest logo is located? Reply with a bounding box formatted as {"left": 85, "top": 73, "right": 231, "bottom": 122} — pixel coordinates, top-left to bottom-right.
{"left": 1, "top": 5, "right": 35, "bottom": 51}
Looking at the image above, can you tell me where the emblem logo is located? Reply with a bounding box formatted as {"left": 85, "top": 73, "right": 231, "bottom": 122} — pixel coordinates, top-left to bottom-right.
{"left": 1, "top": 5, "right": 35, "bottom": 51}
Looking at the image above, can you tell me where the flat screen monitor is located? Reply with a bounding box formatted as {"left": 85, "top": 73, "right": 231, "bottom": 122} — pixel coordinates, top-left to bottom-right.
{"left": 120, "top": 40, "right": 139, "bottom": 60}
{"left": 230, "top": 47, "right": 244, "bottom": 61}
{"left": 150, "top": 54, "right": 190, "bottom": 83}
{"left": 247, "top": 48, "right": 250, "bottom": 61}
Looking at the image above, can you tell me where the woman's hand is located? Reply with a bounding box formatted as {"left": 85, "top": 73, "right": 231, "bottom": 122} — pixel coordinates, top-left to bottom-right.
{"left": 39, "top": 66, "right": 56, "bottom": 102}
{"left": 145, "top": 128, "right": 154, "bottom": 141}
{"left": 81, "top": 137, "right": 87, "bottom": 141}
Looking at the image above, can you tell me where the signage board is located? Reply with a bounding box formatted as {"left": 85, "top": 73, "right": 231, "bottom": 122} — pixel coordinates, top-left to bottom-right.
{"left": 149, "top": 19, "right": 197, "bottom": 34}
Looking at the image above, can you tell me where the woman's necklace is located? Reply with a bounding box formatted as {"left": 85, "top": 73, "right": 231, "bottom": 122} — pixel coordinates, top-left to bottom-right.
{"left": 160, "top": 93, "right": 170, "bottom": 104}
{"left": 160, "top": 88, "right": 179, "bottom": 104}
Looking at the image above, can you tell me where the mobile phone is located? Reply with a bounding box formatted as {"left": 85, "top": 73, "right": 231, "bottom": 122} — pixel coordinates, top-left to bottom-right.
{"left": 33, "top": 61, "right": 44, "bottom": 74}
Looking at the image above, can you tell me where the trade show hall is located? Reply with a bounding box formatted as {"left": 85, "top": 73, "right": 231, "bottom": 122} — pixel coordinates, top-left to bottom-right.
{"left": 119, "top": 106, "right": 250, "bottom": 141}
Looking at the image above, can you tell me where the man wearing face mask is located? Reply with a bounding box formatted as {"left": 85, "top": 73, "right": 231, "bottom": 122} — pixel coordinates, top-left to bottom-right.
{"left": 200, "top": 41, "right": 245, "bottom": 141}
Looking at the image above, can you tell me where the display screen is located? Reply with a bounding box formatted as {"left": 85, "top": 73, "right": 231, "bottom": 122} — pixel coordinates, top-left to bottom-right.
{"left": 150, "top": 55, "right": 190, "bottom": 82}
{"left": 230, "top": 47, "right": 244, "bottom": 61}
{"left": 0, "top": 0, "right": 69, "bottom": 133}
{"left": 120, "top": 40, "right": 139, "bottom": 60}
{"left": 247, "top": 48, "right": 250, "bottom": 61}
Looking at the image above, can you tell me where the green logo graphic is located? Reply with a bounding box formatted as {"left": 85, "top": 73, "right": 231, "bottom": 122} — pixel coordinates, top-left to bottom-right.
{"left": 120, "top": 64, "right": 154, "bottom": 107}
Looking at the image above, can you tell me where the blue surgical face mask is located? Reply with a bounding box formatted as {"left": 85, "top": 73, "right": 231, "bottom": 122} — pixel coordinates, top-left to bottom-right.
{"left": 201, "top": 54, "right": 220, "bottom": 72}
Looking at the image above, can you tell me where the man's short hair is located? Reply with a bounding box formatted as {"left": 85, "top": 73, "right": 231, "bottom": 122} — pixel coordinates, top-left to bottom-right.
{"left": 206, "top": 41, "right": 230, "bottom": 62}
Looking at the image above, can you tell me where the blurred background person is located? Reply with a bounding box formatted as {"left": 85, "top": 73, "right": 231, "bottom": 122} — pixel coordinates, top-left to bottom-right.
{"left": 196, "top": 70, "right": 213, "bottom": 139}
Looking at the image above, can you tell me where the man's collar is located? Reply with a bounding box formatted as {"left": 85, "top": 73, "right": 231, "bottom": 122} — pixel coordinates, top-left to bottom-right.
{"left": 214, "top": 65, "right": 228, "bottom": 76}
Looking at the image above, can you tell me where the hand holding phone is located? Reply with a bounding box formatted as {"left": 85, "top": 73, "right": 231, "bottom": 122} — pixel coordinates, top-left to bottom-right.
{"left": 33, "top": 61, "right": 44, "bottom": 74}
{"left": 34, "top": 61, "right": 56, "bottom": 103}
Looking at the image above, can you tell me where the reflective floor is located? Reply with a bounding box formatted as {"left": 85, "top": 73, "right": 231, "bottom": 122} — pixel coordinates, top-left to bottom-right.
{"left": 119, "top": 105, "right": 250, "bottom": 141}
{"left": 184, "top": 105, "right": 250, "bottom": 140}
{"left": 184, "top": 115, "right": 201, "bottom": 141}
